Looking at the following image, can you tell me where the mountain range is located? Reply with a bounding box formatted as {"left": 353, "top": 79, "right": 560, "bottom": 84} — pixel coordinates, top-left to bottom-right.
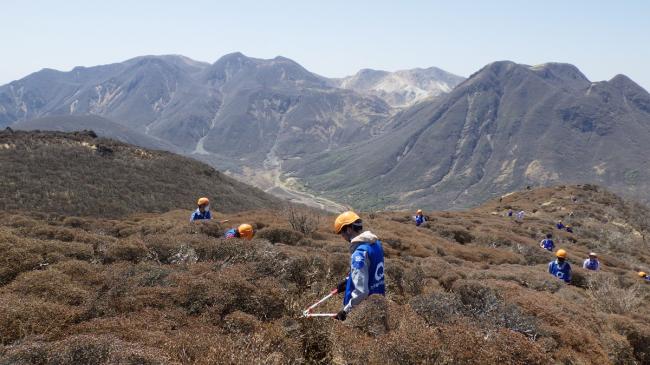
{"left": 2, "top": 54, "right": 650, "bottom": 210}
{"left": 288, "top": 61, "right": 650, "bottom": 209}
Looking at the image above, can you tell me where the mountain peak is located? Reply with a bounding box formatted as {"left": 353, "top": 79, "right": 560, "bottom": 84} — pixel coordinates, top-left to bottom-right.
{"left": 609, "top": 73, "right": 648, "bottom": 94}
{"left": 529, "top": 62, "right": 590, "bottom": 86}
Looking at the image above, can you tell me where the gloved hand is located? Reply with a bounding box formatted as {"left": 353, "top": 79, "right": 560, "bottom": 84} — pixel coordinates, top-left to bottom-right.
{"left": 336, "top": 279, "right": 347, "bottom": 293}
{"left": 335, "top": 310, "right": 347, "bottom": 321}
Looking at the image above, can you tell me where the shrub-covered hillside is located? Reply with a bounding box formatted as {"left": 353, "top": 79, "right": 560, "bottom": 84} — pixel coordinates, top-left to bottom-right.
{"left": 0, "top": 185, "right": 649, "bottom": 364}
{"left": 0, "top": 130, "right": 280, "bottom": 217}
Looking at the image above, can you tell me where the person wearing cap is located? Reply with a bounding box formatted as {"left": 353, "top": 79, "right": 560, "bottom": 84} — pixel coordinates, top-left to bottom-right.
{"left": 548, "top": 249, "right": 572, "bottom": 283}
{"left": 638, "top": 272, "right": 650, "bottom": 281}
{"left": 539, "top": 233, "right": 555, "bottom": 251}
{"left": 414, "top": 209, "right": 427, "bottom": 226}
{"left": 225, "top": 224, "right": 254, "bottom": 240}
{"left": 190, "top": 197, "right": 212, "bottom": 222}
{"left": 332, "top": 211, "right": 385, "bottom": 321}
{"left": 583, "top": 252, "right": 600, "bottom": 271}
{"left": 565, "top": 225, "right": 574, "bottom": 233}
{"left": 556, "top": 220, "right": 565, "bottom": 230}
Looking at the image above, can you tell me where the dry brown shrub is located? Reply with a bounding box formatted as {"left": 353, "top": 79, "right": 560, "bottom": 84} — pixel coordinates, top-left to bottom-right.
{"left": 587, "top": 274, "right": 643, "bottom": 314}
{"left": 0, "top": 243, "right": 42, "bottom": 285}
{"left": 1, "top": 334, "right": 172, "bottom": 365}
{"left": 62, "top": 216, "right": 88, "bottom": 228}
{"left": 104, "top": 238, "right": 148, "bottom": 263}
{"left": 4, "top": 269, "right": 89, "bottom": 305}
{"left": 346, "top": 295, "right": 390, "bottom": 337}
{"left": 284, "top": 205, "right": 321, "bottom": 236}
{"left": 28, "top": 225, "right": 77, "bottom": 242}
{"left": 0, "top": 294, "right": 77, "bottom": 344}
{"left": 256, "top": 227, "right": 304, "bottom": 245}
{"left": 50, "top": 260, "right": 104, "bottom": 286}
{"left": 222, "top": 311, "right": 260, "bottom": 334}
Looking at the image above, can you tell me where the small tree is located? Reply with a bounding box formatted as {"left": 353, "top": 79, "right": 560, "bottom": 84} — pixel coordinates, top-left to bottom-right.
{"left": 284, "top": 204, "right": 321, "bottom": 236}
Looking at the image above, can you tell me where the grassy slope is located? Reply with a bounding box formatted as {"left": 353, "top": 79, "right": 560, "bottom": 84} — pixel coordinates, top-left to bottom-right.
{"left": 0, "top": 185, "right": 649, "bottom": 364}
{"left": 0, "top": 130, "right": 279, "bottom": 217}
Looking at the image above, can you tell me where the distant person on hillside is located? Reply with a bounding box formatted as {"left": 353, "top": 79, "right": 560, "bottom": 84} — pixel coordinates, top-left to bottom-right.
{"left": 333, "top": 211, "right": 385, "bottom": 321}
{"left": 190, "top": 197, "right": 212, "bottom": 222}
{"left": 556, "top": 220, "right": 565, "bottom": 230}
{"left": 224, "top": 224, "right": 254, "bottom": 240}
{"left": 548, "top": 249, "right": 572, "bottom": 283}
{"left": 516, "top": 210, "right": 525, "bottom": 222}
{"left": 414, "top": 209, "right": 426, "bottom": 226}
{"left": 583, "top": 252, "right": 600, "bottom": 271}
{"left": 638, "top": 272, "right": 650, "bottom": 281}
{"left": 540, "top": 233, "right": 555, "bottom": 251}
{"left": 507, "top": 209, "right": 513, "bottom": 218}
{"left": 566, "top": 225, "right": 574, "bottom": 233}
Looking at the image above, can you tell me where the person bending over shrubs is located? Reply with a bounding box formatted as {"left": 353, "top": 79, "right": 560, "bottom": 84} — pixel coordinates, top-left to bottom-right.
{"left": 333, "top": 211, "right": 385, "bottom": 321}
{"left": 224, "top": 224, "right": 254, "bottom": 240}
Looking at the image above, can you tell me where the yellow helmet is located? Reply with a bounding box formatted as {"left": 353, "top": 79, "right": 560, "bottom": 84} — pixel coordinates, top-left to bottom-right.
{"left": 416, "top": 209, "right": 423, "bottom": 214}
{"left": 556, "top": 249, "right": 567, "bottom": 258}
{"left": 238, "top": 224, "right": 254, "bottom": 240}
{"left": 334, "top": 211, "right": 361, "bottom": 234}
{"left": 197, "top": 197, "right": 210, "bottom": 206}
{"left": 639, "top": 271, "right": 647, "bottom": 278}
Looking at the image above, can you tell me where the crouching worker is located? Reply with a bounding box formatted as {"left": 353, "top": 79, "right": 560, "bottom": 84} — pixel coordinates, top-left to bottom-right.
{"left": 583, "top": 252, "right": 600, "bottom": 271}
{"left": 414, "top": 209, "right": 427, "bottom": 226}
{"left": 540, "top": 233, "right": 555, "bottom": 251}
{"left": 638, "top": 272, "right": 650, "bottom": 281}
{"left": 333, "top": 211, "right": 385, "bottom": 321}
{"left": 549, "top": 249, "right": 572, "bottom": 283}
{"left": 225, "top": 224, "right": 254, "bottom": 240}
{"left": 190, "top": 197, "right": 212, "bottom": 222}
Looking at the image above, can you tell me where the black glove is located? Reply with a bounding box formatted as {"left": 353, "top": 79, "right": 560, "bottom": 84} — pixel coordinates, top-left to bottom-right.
{"left": 335, "top": 310, "right": 347, "bottom": 321}
{"left": 336, "top": 279, "right": 347, "bottom": 293}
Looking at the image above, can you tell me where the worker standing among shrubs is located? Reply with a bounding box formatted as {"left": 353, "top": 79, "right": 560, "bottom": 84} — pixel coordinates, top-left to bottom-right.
{"left": 540, "top": 233, "right": 555, "bottom": 251}
{"left": 333, "top": 211, "right": 385, "bottom": 321}
{"left": 225, "top": 224, "right": 254, "bottom": 240}
{"left": 583, "top": 252, "right": 600, "bottom": 271}
{"left": 549, "top": 249, "right": 572, "bottom": 283}
{"left": 190, "top": 197, "right": 212, "bottom": 222}
{"left": 414, "top": 209, "right": 426, "bottom": 226}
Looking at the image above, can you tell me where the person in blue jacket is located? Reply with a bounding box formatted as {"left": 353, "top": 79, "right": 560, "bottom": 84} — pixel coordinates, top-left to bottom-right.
{"left": 190, "top": 197, "right": 212, "bottom": 222}
{"left": 583, "top": 252, "right": 600, "bottom": 271}
{"left": 414, "top": 209, "right": 426, "bottom": 226}
{"left": 540, "top": 233, "right": 555, "bottom": 251}
{"left": 556, "top": 220, "right": 565, "bottom": 230}
{"left": 549, "top": 249, "right": 572, "bottom": 283}
{"left": 333, "top": 211, "right": 385, "bottom": 321}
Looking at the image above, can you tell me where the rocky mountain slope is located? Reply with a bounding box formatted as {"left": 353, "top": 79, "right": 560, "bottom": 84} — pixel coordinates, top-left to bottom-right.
{"left": 334, "top": 67, "right": 465, "bottom": 107}
{"left": 0, "top": 53, "right": 391, "bottom": 167}
{"left": 289, "top": 61, "right": 650, "bottom": 210}
{"left": 0, "top": 130, "right": 279, "bottom": 217}
{"left": 0, "top": 183, "right": 648, "bottom": 364}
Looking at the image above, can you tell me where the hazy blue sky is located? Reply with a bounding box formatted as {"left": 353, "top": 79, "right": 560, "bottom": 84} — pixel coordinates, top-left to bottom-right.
{"left": 2, "top": 0, "right": 649, "bottom": 89}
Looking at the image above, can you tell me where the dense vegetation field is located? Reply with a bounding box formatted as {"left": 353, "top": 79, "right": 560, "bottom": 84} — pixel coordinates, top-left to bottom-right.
{"left": 1, "top": 184, "right": 649, "bottom": 364}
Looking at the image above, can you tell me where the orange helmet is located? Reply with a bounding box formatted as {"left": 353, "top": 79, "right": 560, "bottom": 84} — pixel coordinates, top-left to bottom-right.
{"left": 238, "top": 224, "right": 254, "bottom": 240}
{"left": 334, "top": 211, "right": 361, "bottom": 234}
{"left": 556, "top": 249, "right": 567, "bottom": 258}
{"left": 197, "top": 197, "right": 210, "bottom": 206}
